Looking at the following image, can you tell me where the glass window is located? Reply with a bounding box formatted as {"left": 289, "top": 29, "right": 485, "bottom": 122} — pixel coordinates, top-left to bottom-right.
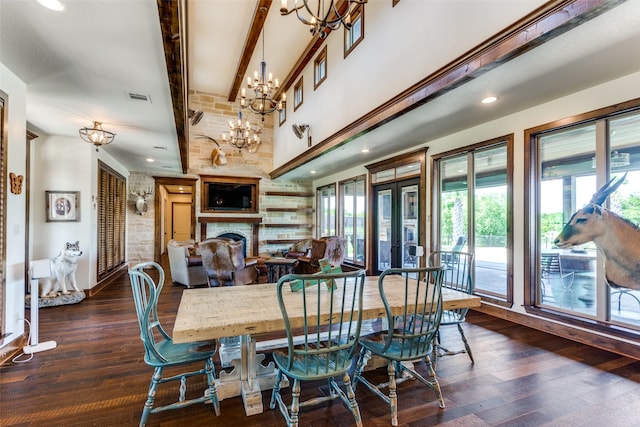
{"left": 317, "top": 183, "right": 336, "bottom": 237}
{"left": 530, "top": 108, "right": 640, "bottom": 331}
{"left": 314, "top": 46, "right": 327, "bottom": 90}
{"left": 294, "top": 77, "right": 303, "bottom": 111}
{"left": 340, "top": 176, "right": 366, "bottom": 265}
{"left": 344, "top": 6, "right": 364, "bottom": 58}
{"left": 434, "top": 137, "right": 513, "bottom": 304}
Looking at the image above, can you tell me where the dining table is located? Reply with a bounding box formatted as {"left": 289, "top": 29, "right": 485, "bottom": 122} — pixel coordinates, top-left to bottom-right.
{"left": 172, "top": 274, "right": 482, "bottom": 416}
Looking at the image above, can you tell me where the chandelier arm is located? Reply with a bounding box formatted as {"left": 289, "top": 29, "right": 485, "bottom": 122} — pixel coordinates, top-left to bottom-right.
{"left": 283, "top": 1, "right": 368, "bottom": 33}
{"left": 279, "top": 3, "right": 305, "bottom": 16}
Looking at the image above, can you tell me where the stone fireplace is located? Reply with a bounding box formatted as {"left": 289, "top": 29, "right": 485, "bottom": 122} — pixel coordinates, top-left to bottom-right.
{"left": 198, "top": 217, "right": 262, "bottom": 257}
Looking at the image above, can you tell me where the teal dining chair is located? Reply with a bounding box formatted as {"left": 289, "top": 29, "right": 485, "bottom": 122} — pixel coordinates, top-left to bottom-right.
{"left": 428, "top": 250, "right": 475, "bottom": 365}
{"left": 128, "top": 261, "right": 220, "bottom": 426}
{"left": 269, "top": 269, "right": 366, "bottom": 427}
{"left": 352, "top": 267, "right": 446, "bottom": 426}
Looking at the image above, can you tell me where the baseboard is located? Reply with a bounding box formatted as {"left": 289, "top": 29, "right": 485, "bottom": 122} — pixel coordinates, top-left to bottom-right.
{"left": 88, "top": 264, "right": 128, "bottom": 297}
{"left": 472, "top": 305, "right": 640, "bottom": 360}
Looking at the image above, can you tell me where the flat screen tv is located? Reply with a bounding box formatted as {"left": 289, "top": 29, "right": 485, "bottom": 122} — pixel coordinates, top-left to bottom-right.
{"left": 207, "top": 183, "right": 253, "bottom": 210}
{"left": 201, "top": 176, "right": 260, "bottom": 213}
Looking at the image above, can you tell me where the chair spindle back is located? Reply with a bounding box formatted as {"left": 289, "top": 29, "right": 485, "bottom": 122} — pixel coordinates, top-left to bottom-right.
{"left": 378, "top": 267, "right": 445, "bottom": 360}
{"left": 276, "top": 269, "right": 366, "bottom": 378}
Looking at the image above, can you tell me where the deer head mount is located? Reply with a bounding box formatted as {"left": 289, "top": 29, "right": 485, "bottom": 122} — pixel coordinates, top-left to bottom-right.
{"left": 132, "top": 187, "right": 153, "bottom": 215}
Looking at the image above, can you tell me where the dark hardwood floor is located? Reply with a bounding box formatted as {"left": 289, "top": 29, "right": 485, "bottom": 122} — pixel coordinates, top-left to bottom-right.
{"left": 2, "top": 258, "right": 640, "bottom": 426}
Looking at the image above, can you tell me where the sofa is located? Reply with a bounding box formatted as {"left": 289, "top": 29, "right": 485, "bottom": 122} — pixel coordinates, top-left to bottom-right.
{"left": 166, "top": 239, "right": 208, "bottom": 288}
{"left": 295, "top": 236, "right": 346, "bottom": 274}
{"left": 198, "top": 238, "right": 258, "bottom": 287}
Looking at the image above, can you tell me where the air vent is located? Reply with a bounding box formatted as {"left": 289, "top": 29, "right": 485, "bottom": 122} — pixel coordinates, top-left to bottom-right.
{"left": 153, "top": 146, "right": 167, "bottom": 150}
{"left": 127, "top": 92, "right": 151, "bottom": 103}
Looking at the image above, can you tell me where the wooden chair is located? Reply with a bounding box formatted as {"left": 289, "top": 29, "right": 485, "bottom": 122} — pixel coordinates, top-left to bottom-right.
{"left": 352, "top": 267, "right": 446, "bottom": 426}
{"left": 429, "top": 250, "right": 475, "bottom": 364}
{"left": 269, "top": 269, "right": 366, "bottom": 427}
{"left": 198, "top": 238, "right": 258, "bottom": 286}
{"left": 128, "top": 262, "right": 220, "bottom": 426}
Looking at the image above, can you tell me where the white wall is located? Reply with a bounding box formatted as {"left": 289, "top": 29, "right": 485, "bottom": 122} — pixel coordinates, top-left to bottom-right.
{"left": 30, "top": 136, "right": 128, "bottom": 290}
{"left": 1, "top": 62, "right": 27, "bottom": 345}
{"left": 274, "top": 0, "right": 546, "bottom": 168}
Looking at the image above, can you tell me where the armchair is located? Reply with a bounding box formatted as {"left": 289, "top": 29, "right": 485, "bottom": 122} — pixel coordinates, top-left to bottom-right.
{"left": 283, "top": 238, "right": 312, "bottom": 259}
{"left": 167, "top": 239, "right": 208, "bottom": 288}
{"left": 295, "top": 236, "right": 346, "bottom": 274}
{"left": 198, "top": 238, "right": 258, "bottom": 287}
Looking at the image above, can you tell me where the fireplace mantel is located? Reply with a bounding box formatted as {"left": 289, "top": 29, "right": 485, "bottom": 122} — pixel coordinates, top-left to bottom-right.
{"left": 197, "top": 216, "right": 262, "bottom": 256}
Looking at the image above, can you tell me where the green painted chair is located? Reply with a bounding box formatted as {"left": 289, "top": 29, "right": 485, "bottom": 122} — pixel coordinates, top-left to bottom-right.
{"left": 428, "top": 250, "right": 475, "bottom": 365}
{"left": 352, "top": 267, "right": 446, "bottom": 426}
{"left": 269, "top": 269, "right": 366, "bottom": 427}
{"left": 128, "top": 261, "right": 220, "bottom": 426}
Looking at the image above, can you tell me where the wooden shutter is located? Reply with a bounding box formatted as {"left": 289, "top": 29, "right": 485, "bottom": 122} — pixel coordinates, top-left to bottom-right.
{"left": 97, "top": 161, "right": 126, "bottom": 280}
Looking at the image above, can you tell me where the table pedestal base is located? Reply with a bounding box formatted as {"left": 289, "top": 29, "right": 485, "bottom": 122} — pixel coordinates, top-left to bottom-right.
{"left": 213, "top": 338, "right": 289, "bottom": 416}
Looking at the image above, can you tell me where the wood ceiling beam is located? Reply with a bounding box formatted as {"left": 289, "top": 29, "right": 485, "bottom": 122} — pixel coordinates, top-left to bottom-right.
{"left": 270, "top": 0, "right": 624, "bottom": 179}
{"left": 228, "top": 0, "right": 273, "bottom": 102}
{"left": 157, "top": 0, "right": 189, "bottom": 174}
{"left": 274, "top": 0, "right": 349, "bottom": 99}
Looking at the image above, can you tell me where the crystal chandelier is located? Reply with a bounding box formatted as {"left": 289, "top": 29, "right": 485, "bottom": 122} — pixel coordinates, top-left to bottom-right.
{"left": 241, "top": 29, "right": 285, "bottom": 120}
{"left": 222, "top": 112, "right": 261, "bottom": 153}
{"left": 79, "top": 121, "right": 116, "bottom": 147}
{"left": 280, "top": 0, "right": 367, "bottom": 38}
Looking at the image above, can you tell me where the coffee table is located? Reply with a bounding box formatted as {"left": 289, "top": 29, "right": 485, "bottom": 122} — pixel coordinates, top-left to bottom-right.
{"left": 264, "top": 257, "right": 298, "bottom": 282}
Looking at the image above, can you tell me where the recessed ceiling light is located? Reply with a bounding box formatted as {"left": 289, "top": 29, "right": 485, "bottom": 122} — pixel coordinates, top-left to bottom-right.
{"left": 361, "top": 148, "right": 370, "bottom": 153}
{"left": 37, "top": 0, "right": 64, "bottom": 11}
{"left": 481, "top": 96, "right": 498, "bottom": 104}
{"left": 146, "top": 158, "right": 154, "bottom": 162}
{"left": 310, "top": 170, "right": 317, "bottom": 174}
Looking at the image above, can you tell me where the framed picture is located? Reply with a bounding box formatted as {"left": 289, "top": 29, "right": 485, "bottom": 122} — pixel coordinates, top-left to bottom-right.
{"left": 46, "top": 191, "right": 80, "bottom": 222}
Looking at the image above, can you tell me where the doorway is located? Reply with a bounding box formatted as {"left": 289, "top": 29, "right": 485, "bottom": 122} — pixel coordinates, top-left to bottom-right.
{"left": 373, "top": 178, "right": 420, "bottom": 274}
{"left": 153, "top": 177, "right": 197, "bottom": 262}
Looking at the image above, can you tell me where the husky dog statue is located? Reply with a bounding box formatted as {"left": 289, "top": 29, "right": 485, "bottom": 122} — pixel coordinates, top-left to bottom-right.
{"left": 39, "top": 241, "right": 83, "bottom": 297}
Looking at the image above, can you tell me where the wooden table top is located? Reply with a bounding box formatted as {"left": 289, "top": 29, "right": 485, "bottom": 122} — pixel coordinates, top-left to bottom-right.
{"left": 264, "top": 257, "right": 298, "bottom": 265}
{"left": 173, "top": 275, "right": 481, "bottom": 343}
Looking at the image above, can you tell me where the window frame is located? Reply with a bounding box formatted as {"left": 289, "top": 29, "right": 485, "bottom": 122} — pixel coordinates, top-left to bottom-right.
{"left": 524, "top": 97, "right": 640, "bottom": 341}
{"left": 344, "top": 5, "right": 364, "bottom": 58}
{"left": 339, "top": 175, "right": 367, "bottom": 266}
{"left": 293, "top": 77, "right": 304, "bottom": 112}
{"left": 314, "top": 46, "right": 328, "bottom": 90}
{"left": 316, "top": 183, "right": 336, "bottom": 238}
{"left": 431, "top": 135, "right": 514, "bottom": 307}
{"left": 278, "top": 103, "right": 286, "bottom": 127}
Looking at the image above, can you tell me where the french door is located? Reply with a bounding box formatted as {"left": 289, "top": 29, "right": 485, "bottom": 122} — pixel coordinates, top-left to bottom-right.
{"left": 373, "top": 178, "right": 419, "bottom": 274}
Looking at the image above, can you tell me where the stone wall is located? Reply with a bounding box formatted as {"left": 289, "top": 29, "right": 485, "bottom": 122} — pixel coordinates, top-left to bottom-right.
{"left": 189, "top": 91, "right": 313, "bottom": 256}
{"left": 126, "top": 90, "right": 313, "bottom": 261}
{"left": 127, "top": 173, "right": 156, "bottom": 263}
